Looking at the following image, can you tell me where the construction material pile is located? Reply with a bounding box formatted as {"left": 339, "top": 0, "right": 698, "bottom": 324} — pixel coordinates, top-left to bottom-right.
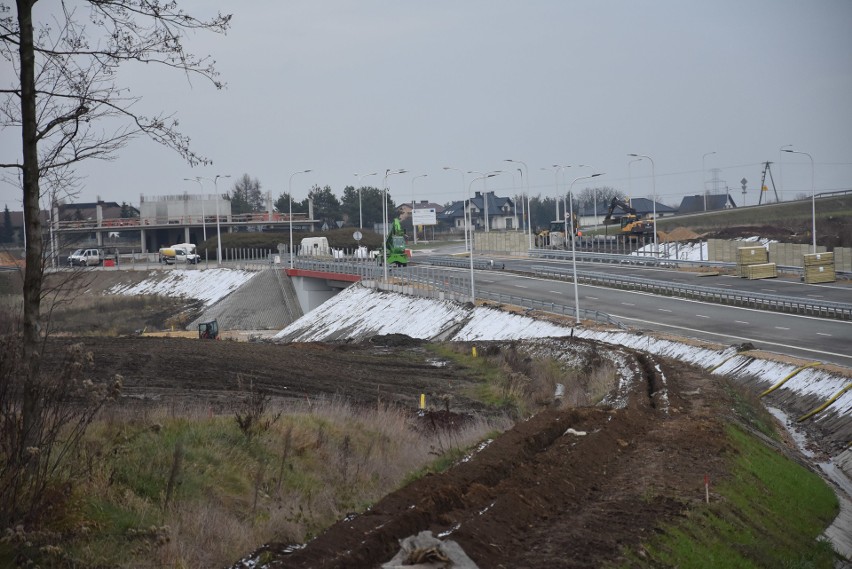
{"left": 736, "top": 246, "right": 772, "bottom": 278}
{"left": 803, "top": 252, "right": 836, "bottom": 284}
{"left": 745, "top": 263, "right": 778, "bottom": 280}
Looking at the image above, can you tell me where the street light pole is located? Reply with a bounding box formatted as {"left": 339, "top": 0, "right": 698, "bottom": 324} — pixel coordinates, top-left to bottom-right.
{"left": 782, "top": 149, "right": 816, "bottom": 253}
{"left": 289, "top": 169, "right": 312, "bottom": 269}
{"left": 467, "top": 170, "right": 504, "bottom": 233}
{"left": 779, "top": 144, "right": 793, "bottom": 199}
{"left": 627, "top": 158, "right": 642, "bottom": 206}
{"left": 410, "top": 174, "right": 427, "bottom": 245}
{"left": 354, "top": 172, "right": 377, "bottom": 229}
{"left": 702, "top": 151, "right": 716, "bottom": 211}
{"left": 504, "top": 159, "right": 531, "bottom": 248}
{"left": 201, "top": 174, "right": 230, "bottom": 265}
{"left": 467, "top": 173, "right": 497, "bottom": 303}
{"left": 381, "top": 169, "right": 407, "bottom": 283}
{"left": 628, "top": 154, "right": 657, "bottom": 255}
{"left": 184, "top": 177, "right": 206, "bottom": 242}
{"left": 443, "top": 166, "right": 468, "bottom": 252}
{"left": 568, "top": 173, "right": 604, "bottom": 323}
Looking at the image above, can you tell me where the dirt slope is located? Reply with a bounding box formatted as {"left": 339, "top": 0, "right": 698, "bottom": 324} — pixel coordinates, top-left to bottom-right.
{"left": 237, "top": 354, "right": 733, "bottom": 568}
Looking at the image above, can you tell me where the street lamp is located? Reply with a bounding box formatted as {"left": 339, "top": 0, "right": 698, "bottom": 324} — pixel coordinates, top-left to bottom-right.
{"left": 381, "top": 168, "right": 407, "bottom": 283}
{"left": 467, "top": 170, "right": 504, "bottom": 232}
{"left": 183, "top": 177, "right": 206, "bottom": 241}
{"left": 782, "top": 148, "right": 816, "bottom": 253}
{"left": 201, "top": 174, "right": 230, "bottom": 264}
{"left": 354, "top": 172, "right": 377, "bottom": 229}
{"left": 568, "top": 173, "right": 604, "bottom": 324}
{"left": 467, "top": 173, "right": 497, "bottom": 303}
{"left": 504, "top": 159, "right": 532, "bottom": 248}
{"left": 779, "top": 144, "right": 793, "bottom": 198}
{"left": 184, "top": 177, "right": 208, "bottom": 263}
{"left": 628, "top": 158, "right": 642, "bottom": 205}
{"left": 410, "top": 174, "right": 427, "bottom": 245}
{"left": 289, "top": 169, "right": 312, "bottom": 269}
{"left": 702, "top": 151, "right": 716, "bottom": 211}
{"left": 628, "top": 153, "right": 657, "bottom": 255}
{"left": 443, "top": 166, "right": 468, "bottom": 252}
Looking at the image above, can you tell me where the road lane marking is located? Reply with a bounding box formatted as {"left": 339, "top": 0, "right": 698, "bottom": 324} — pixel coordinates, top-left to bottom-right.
{"left": 658, "top": 308, "right": 672, "bottom": 312}
{"left": 621, "top": 302, "right": 635, "bottom": 306}
{"left": 611, "top": 316, "right": 852, "bottom": 364}
{"left": 817, "top": 332, "right": 832, "bottom": 337}
{"left": 775, "top": 326, "right": 790, "bottom": 330}
{"left": 549, "top": 290, "right": 563, "bottom": 294}
{"left": 587, "top": 296, "right": 599, "bottom": 300}
{"left": 514, "top": 284, "right": 528, "bottom": 288}
{"left": 696, "top": 314, "right": 710, "bottom": 319}
{"left": 735, "top": 320, "right": 750, "bottom": 325}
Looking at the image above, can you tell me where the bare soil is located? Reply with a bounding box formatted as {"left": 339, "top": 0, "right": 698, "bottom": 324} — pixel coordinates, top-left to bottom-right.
{"left": 42, "top": 336, "right": 739, "bottom": 568}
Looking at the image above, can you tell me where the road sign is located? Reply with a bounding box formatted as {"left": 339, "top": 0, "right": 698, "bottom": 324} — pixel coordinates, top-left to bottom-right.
{"left": 412, "top": 208, "right": 437, "bottom": 226}
{"left": 353, "top": 231, "right": 362, "bottom": 242}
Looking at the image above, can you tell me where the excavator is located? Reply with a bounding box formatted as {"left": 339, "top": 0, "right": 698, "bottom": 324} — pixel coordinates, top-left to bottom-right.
{"left": 376, "top": 218, "right": 410, "bottom": 266}
{"left": 603, "top": 197, "right": 655, "bottom": 240}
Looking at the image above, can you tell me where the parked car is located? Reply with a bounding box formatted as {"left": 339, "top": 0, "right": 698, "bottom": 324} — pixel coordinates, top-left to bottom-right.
{"left": 68, "top": 248, "right": 103, "bottom": 267}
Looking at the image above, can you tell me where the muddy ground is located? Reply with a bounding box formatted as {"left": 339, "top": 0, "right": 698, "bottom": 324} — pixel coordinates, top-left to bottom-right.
{"left": 42, "top": 336, "right": 744, "bottom": 568}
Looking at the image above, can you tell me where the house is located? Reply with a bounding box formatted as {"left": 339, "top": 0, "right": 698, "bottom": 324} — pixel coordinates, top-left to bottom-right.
{"left": 438, "top": 191, "right": 518, "bottom": 232}
{"left": 677, "top": 194, "right": 736, "bottom": 214}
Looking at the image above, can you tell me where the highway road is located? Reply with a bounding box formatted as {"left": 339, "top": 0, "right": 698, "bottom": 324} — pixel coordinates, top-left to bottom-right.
{"left": 418, "top": 247, "right": 851, "bottom": 366}
{"left": 475, "top": 270, "right": 851, "bottom": 366}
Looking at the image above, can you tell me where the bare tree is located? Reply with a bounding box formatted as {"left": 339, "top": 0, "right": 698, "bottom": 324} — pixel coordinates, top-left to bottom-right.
{"left": 0, "top": 0, "right": 230, "bottom": 514}
{"left": 576, "top": 186, "right": 623, "bottom": 210}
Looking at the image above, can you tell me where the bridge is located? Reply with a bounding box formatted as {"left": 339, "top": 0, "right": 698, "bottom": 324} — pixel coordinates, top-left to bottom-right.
{"left": 285, "top": 253, "right": 852, "bottom": 366}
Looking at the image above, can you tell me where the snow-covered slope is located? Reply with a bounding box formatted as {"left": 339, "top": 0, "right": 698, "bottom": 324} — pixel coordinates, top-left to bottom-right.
{"left": 104, "top": 268, "right": 257, "bottom": 306}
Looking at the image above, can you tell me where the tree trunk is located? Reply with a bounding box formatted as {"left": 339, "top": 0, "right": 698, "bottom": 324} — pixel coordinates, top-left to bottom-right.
{"left": 17, "top": 0, "right": 44, "bottom": 454}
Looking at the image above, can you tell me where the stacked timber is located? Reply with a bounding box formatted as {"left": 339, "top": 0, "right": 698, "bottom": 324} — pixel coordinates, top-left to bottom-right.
{"left": 736, "top": 246, "right": 769, "bottom": 277}
{"left": 803, "top": 252, "right": 836, "bottom": 284}
{"left": 745, "top": 263, "right": 777, "bottom": 280}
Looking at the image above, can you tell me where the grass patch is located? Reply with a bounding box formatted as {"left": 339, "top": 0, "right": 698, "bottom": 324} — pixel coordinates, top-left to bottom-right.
{"left": 3, "top": 398, "right": 509, "bottom": 568}
{"left": 625, "top": 424, "right": 840, "bottom": 568}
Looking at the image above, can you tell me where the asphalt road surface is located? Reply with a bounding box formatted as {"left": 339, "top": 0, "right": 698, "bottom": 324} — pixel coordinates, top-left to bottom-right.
{"left": 471, "top": 268, "right": 852, "bottom": 366}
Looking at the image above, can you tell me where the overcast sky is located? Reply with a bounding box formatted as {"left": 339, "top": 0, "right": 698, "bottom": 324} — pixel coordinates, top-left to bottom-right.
{"left": 2, "top": 0, "right": 851, "bottom": 212}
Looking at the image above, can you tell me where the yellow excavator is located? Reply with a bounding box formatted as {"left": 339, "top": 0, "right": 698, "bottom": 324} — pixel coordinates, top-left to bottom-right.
{"left": 603, "top": 198, "right": 655, "bottom": 239}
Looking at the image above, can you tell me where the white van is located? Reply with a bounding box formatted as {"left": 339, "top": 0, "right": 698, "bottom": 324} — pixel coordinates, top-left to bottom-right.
{"left": 298, "top": 237, "right": 330, "bottom": 257}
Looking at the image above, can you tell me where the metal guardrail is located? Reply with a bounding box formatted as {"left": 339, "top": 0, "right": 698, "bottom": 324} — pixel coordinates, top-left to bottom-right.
{"left": 418, "top": 255, "right": 502, "bottom": 271}
{"left": 528, "top": 248, "right": 851, "bottom": 278}
{"left": 532, "top": 265, "right": 852, "bottom": 320}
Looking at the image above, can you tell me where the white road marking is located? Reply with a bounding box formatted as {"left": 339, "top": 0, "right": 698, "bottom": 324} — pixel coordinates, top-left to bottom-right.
{"left": 775, "top": 326, "right": 790, "bottom": 331}
{"left": 817, "top": 332, "right": 832, "bottom": 337}
{"left": 696, "top": 314, "right": 710, "bottom": 319}
{"left": 621, "top": 302, "right": 635, "bottom": 306}
{"left": 735, "top": 320, "right": 750, "bottom": 325}
{"left": 515, "top": 284, "right": 528, "bottom": 288}
{"left": 549, "top": 290, "right": 563, "bottom": 294}
{"left": 586, "top": 296, "right": 599, "bottom": 300}
{"left": 658, "top": 308, "right": 672, "bottom": 313}
{"left": 611, "top": 316, "right": 852, "bottom": 364}
{"left": 761, "top": 289, "right": 777, "bottom": 292}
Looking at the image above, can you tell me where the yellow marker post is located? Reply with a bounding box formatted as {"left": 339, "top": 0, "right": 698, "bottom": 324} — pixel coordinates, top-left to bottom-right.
{"left": 472, "top": 346, "right": 477, "bottom": 358}
{"left": 420, "top": 393, "right": 425, "bottom": 409}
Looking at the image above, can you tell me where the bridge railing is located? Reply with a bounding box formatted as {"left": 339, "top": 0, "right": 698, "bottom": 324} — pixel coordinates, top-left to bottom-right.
{"left": 291, "top": 259, "right": 622, "bottom": 327}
